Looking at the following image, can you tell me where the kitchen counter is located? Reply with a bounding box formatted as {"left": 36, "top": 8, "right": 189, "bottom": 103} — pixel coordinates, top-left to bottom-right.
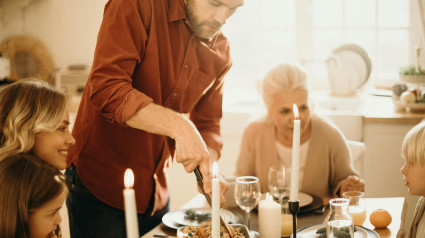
{"left": 312, "top": 90, "right": 425, "bottom": 124}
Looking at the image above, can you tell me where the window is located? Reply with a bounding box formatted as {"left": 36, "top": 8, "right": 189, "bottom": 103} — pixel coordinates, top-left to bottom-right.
{"left": 221, "top": 0, "right": 410, "bottom": 108}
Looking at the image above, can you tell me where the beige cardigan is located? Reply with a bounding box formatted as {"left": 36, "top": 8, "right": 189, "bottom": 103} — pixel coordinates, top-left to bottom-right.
{"left": 235, "top": 114, "right": 359, "bottom": 198}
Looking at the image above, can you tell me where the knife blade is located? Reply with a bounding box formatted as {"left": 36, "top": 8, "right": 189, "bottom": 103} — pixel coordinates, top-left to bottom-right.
{"left": 194, "top": 166, "right": 235, "bottom": 237}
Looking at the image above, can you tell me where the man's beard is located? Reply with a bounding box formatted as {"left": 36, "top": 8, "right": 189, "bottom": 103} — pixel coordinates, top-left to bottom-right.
{"left": 185, "top": 0, "right": 222, "bottom": 39}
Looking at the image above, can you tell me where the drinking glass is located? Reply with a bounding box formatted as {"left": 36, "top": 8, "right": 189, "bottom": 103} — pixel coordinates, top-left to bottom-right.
{"left": 343, "top": 191, "right": 366, "bottom": 226}
{"left": 235, "top": 176, "right": 261, "bottom": 238}
{"left": 268, "top": 165, "right": 290, "bottom": 205}
{"left": 280, "top": 200, "right": 294, "bottom": 237}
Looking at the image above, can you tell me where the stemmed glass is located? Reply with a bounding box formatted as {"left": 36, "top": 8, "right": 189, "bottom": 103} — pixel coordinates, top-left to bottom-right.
{"left": 234, "top": 176, "right": 261, "bottom": 238}
{"left": 268, "top": 165, "right": 290, "bottom": 205}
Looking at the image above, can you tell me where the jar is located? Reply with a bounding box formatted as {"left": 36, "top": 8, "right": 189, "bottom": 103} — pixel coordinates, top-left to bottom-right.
{"left": 326, "top": 198, "right": 354, "bottom": 238}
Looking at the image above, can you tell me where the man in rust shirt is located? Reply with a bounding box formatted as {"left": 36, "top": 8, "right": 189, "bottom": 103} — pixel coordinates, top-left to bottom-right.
{"left": 65, "top": 0, "right": 245, "bottom": 237}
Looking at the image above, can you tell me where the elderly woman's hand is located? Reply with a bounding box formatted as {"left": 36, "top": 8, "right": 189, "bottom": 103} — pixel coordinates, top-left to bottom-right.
{"left": 340, "top": 175, "right": 365, "bottom": 196}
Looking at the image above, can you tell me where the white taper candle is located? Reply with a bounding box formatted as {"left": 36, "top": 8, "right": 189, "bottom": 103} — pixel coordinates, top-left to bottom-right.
{"left": 123, "top": 169, "right": 139, "bottom": 238}
{"left": 290, "top": 104, "right": 300, "bottom": 202}
{"left": 212, "top": 162, "right": 220, "bottom": 238}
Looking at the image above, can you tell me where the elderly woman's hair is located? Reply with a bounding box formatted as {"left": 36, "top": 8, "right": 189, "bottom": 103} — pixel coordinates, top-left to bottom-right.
{"left": 0, "top": 153, "right": 67, "bottom": 238}
{"left": 261, "top": 63, "right": 309, "bottom": 109}
{"left": 402, "top": 121, "right": 425, "bottom": 165}
{"left": 0, "top": 78, "right": 67, "bottom": 161}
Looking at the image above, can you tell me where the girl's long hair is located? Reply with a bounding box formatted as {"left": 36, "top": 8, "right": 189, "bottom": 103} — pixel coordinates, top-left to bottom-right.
{"left": 0, "top": 154, "right": 67, "bottom": 238}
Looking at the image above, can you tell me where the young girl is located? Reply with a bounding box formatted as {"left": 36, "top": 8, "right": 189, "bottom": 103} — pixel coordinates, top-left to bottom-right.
{"left": 0, "top": 79, "right": 75, "bottom": 169}
{"left": 0, "top": 153, "right": 68, "bottom": 238}
{"left": 400, "top": 121, "right": 425, "bottom": 238}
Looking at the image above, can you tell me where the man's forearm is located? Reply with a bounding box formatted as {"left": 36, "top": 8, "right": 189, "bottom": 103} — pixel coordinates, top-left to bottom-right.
{"left": 125, "top": 102, "right": 192, "bottom": 139}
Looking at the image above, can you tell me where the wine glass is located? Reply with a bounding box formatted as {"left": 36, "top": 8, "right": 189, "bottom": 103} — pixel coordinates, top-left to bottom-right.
{"left": 234, "top": 176, "right": 261, "bottom": 238}
{"left": 268, "top": 165, "right": 290, "bottom": 205}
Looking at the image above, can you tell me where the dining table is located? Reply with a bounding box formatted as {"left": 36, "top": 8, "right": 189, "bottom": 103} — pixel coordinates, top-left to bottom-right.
{"left": 142, "top": 194, "right": 406, "bottom": 238}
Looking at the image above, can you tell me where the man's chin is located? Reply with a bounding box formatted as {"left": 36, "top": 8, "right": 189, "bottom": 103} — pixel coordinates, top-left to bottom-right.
{"left": 194, "top": 30, "right": 219, "bottom": 40}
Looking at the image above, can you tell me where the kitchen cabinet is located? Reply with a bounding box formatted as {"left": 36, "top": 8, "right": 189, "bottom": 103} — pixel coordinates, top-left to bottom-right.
{"left": 362, "top": 122, "right": 418, "bottom": 228}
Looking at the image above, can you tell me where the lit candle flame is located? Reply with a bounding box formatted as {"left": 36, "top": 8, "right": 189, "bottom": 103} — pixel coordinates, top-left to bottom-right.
{"left": 293, "top": 104, "right": 299, "bottom": 119}
{"left": 212, "top": 161, "right": 218, "bottom": 178}
{"left": 124, "top": 168, "right": 134, "bottom": 188}
{"left": 266, "top": 192, "right": 273, "bottom": 201}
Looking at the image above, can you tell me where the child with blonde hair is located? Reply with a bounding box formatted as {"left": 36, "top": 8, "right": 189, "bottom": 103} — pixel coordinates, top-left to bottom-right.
{"left": 400, "top": 121, "right": 425, "bottom": 237}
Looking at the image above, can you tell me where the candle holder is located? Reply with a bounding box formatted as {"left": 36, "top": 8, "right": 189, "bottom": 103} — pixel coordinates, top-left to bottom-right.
{"left": 288, "top": 200, "right": 299, "bottom": 238}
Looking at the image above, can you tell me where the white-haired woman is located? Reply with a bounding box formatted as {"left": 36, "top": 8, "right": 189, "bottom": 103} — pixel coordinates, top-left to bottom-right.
{"left": 235, "top": 63, "right": 364, "bottom": 200}
{"left": 0, "top": 79, "right": 76, "bottom": 170}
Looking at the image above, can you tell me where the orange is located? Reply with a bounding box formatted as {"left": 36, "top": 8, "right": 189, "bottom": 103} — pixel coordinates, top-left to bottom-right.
{"left": 370, "top": 209, "right": 392, "bottom": 229}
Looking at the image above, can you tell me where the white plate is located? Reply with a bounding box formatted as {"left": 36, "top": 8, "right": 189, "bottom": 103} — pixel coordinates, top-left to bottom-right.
{"left": 162, "top": 211, "right": 182, "bottom": 230}
{"left": 171, "top": 208, "right": 235, "bottom": 227}
{"left": 298, "top": 192, "right": 313, "bottom": 207}
{"left": 265, "top": 192, "right": 313, "bottom": 207}
{"left": 327, "top": 44, "right": 371, "bottom": 95}
{"left": 296, "top": 224, "right": 368, "bottom": 238}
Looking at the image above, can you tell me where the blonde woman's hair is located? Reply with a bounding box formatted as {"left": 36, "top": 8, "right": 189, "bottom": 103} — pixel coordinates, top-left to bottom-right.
{"left": 261, "top": 63, "right": 310, "bottom": 109}
{"left": 402, "top": 121, "right": 425, "bottom": 165}
{"left": 0, "top": 79, "right": 66, "bottom": 161}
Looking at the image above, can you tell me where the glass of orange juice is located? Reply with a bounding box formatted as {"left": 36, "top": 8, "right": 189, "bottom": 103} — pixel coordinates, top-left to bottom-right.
{"left": 281, "top": 201, "right": 294, "bottom": 237}
{"left": 343, "top": 191, "right": 366, "bottom": 226}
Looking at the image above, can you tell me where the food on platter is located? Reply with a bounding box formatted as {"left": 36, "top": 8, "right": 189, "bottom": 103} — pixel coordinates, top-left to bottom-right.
{"left": 184, "top": 209, "right": 211, "bottom": 223}
{"left": 179, "top": 221, "right": 246, "bottom": 238}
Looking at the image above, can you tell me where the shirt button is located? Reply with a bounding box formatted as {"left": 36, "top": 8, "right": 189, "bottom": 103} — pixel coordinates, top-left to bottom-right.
{"left": 184, "top": 64, "right": 188, "bottom": 69}
{"left": 173, "top": 93, "right": 178, "bottom": 97}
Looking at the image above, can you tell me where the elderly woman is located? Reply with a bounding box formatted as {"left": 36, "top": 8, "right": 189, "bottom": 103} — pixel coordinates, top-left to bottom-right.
{"left": 235, "top": 63, "right": 364, "bottom": 200}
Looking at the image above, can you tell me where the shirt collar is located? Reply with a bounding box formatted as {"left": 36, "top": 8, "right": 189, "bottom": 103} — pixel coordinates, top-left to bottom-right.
{"left": 168, "top": 0, "right": 219, "bottom": 48}
{"left": 168, "top": 0, "right": 186, "bottom": 23}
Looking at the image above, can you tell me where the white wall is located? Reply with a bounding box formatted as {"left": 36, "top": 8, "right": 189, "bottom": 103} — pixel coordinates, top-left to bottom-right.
{"left": 0, "top": 0, "right": 107, "bottom": 67}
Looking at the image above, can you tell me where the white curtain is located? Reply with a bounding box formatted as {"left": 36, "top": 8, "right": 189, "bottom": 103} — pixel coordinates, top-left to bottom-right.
{"left": 412, "top": 0, "right": 425, "bottom": 65}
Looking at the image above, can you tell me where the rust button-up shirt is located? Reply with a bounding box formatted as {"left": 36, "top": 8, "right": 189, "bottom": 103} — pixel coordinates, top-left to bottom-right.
{"left": 67, "top": 0, "right": 232, "bottom": 214}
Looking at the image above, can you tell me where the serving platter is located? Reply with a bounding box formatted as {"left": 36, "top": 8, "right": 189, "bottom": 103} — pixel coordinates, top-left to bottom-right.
{"left": 393, "top": 99, "right": 425, "bottom": 112}
{"left": 172, "top": 208, "right": 234, "bottom": 226}
{"left": 292, "top": 224, "right": 379, "bottom": 238}
{"left": 162, "top": 208, "right": 241, "bottom": 230}
{"left": 177, "top": 224, "right": 249, "bottom": 238}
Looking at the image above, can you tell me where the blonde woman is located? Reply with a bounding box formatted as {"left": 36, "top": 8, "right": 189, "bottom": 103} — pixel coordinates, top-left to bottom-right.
{"left": 235, "top": 63, "right": 364, "bottom": 200}
{"left": 400, "top": 121, "right": 425, "bottom": 238}
{"left": 0, "top": 79, "right": 75, "bottom": 169}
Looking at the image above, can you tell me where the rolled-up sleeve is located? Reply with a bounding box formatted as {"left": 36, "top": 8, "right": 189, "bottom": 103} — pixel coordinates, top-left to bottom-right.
{"left": 88, "top": 0, "right": 154, "bottom": 125}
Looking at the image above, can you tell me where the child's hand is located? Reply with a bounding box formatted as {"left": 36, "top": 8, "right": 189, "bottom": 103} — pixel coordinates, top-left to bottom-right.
{"left": 340, "top": 175, "right": 365, "bottom": 195}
